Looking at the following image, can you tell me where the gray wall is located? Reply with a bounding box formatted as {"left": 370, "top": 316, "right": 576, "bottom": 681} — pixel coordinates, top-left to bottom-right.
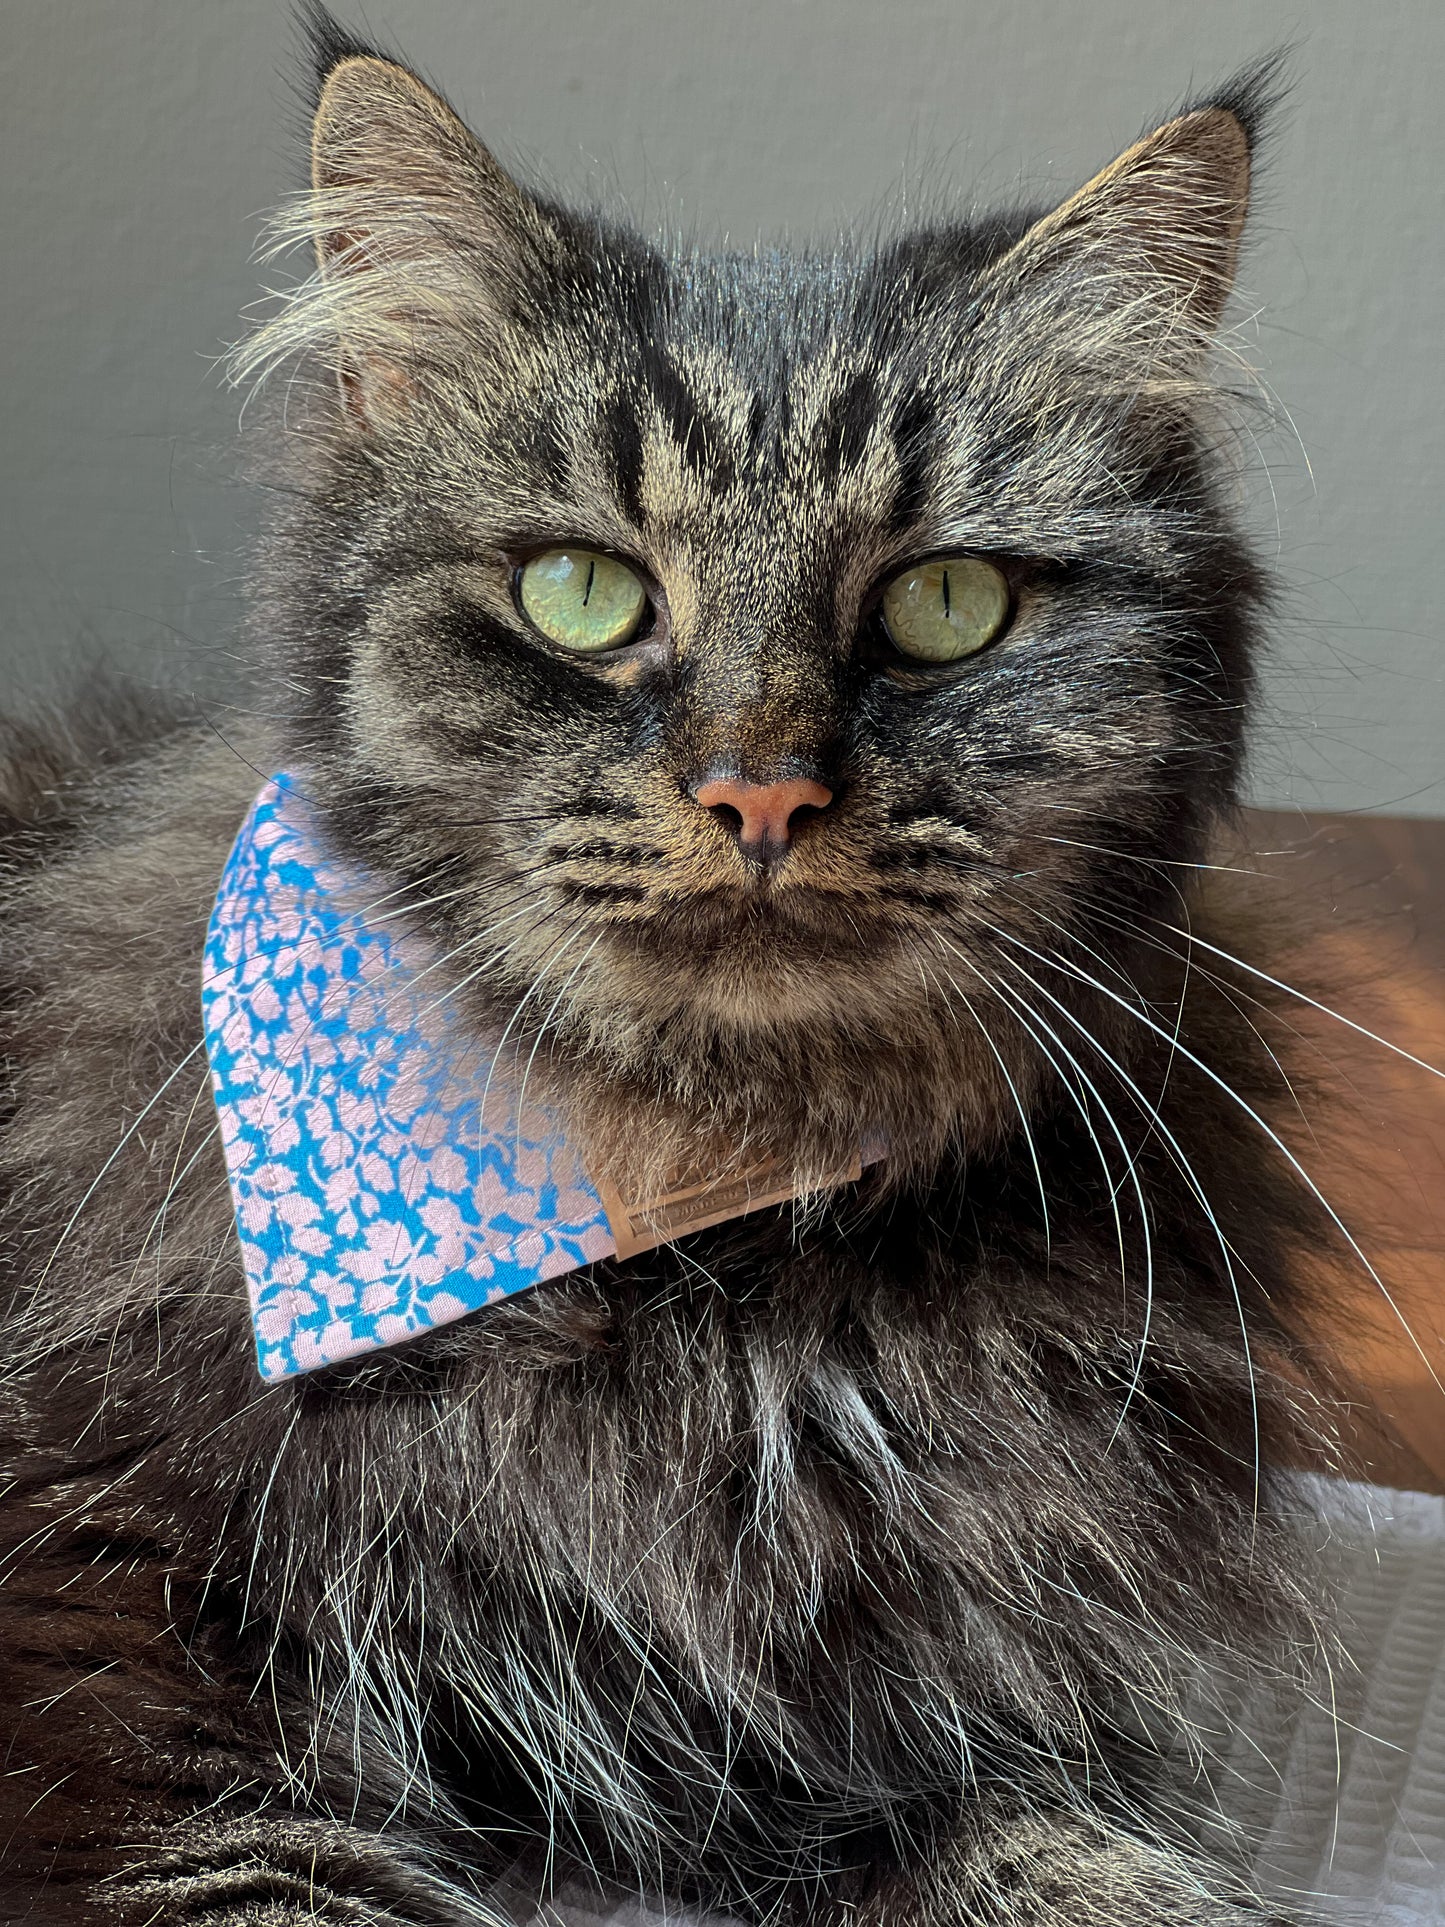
{"left": 3, "top": 0, "right": 1441, "bottom": 813}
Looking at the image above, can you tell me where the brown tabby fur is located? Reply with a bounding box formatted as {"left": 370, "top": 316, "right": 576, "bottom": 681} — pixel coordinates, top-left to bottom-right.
{"left": 0, "top": 15, "right": 1341, "bottom": 1926}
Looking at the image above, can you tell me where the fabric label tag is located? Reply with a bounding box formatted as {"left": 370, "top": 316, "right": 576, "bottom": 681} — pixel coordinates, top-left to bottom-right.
{"left": 593, "top": 1151, "right": 865, "bottom": 1260}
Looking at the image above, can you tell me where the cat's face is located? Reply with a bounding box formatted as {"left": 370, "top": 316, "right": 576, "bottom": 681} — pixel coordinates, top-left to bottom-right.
{"left": 241, "top": 50, "right": 1265, "bottom": 1170}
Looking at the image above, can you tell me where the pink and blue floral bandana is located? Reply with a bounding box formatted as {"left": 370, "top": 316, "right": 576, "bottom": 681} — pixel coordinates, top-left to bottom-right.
{"left": 203, "top": 777, "right": 622, "bottom": 1381}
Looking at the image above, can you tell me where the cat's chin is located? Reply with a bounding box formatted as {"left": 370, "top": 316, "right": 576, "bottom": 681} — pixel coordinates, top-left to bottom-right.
{"left": 551, "top": 998, "right": 1025, "bottom": 1200}
{"left": 586, "top": 890, "right": 930, "bottom": 1024}
{"left": 501, "top": 914, "right": 1038, "bottom": 1192}
{"left": 594, "top": 877, "right": 924, "bottom": 972}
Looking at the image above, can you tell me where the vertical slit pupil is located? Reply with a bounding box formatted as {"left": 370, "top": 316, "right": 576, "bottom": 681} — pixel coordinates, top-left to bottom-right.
{"left": 583, "top": 559, "right": 596, "bottom": 607}
{"left": 942, "top": 569, "right": 951, "bottom": 618}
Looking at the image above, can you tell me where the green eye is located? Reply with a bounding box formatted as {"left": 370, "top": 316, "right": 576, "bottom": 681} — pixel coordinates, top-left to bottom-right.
{"left": 518, "top": 549, "right": 648, "bottom": 652}
{"left": 879, "top": 556, "right": 1010, "bottom": 663}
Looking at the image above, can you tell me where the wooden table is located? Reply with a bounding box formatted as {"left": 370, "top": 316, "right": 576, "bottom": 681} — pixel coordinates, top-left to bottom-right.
{"left": 1241, "top": 812, "right": 1445, "bottom": 1493}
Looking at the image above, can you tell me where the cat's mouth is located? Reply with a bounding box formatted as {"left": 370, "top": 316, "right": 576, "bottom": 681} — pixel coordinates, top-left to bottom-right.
{"left": 557, "top": 870, "right": 947, "bottom": 997}
{"left": 567, "top": 866, "right": 899, "bottom": 930}
{"left": 466, "top": 811, "right": 1006, "bottom": 1032}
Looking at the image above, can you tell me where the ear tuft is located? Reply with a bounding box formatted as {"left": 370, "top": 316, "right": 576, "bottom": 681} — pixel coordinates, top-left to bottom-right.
{"left": 295, "top": 1, "right": 384, "bottom": 118}
{"left": 983, "top": 63, "right": 1287, "bottom": 358}
{"left": 1180, "top": 49, "right": 1292, "bottom": 161}
{"left": 231, "top": 24, "right": 553, "bottom": 431}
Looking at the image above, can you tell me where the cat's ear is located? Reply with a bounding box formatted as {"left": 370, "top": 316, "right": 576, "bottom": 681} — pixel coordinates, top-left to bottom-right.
{"left": 980, "top": 89, "right": 1263, "bottom": 365}
{"left": 248, "top": 28, "right": 556, "bottom": 431}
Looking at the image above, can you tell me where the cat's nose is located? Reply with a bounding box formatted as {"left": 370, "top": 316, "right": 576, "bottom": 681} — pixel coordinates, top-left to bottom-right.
{"left": 691, "top": 773, "right": 835, "bottom": 864}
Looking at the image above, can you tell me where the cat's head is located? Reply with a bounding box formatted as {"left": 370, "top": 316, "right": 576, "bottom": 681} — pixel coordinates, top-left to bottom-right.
{"left": 237, "top": 23, "right": 1272, "bottom": 1178}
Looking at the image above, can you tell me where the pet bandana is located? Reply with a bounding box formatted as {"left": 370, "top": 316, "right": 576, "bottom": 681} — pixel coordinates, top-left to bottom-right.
{"left": 204, "top": 778, "right": 862, "bottom": 1381}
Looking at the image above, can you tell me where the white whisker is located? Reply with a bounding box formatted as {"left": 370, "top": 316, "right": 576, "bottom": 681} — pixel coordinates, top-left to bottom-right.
{"left": 921, "top": 943, "right": 1052, "bottom": 1258}
{"left": 932, "top": 934, "right": 1145, "bottom": 1319}
{"left": 1144, "top": 915, "right": 1445, "bottom": 1086}
{"left": 994, "top": 925, "right": 1445, "bottom": 1403}
{"left": 988, "top": 943, "right": 1262, "bottom": 1507}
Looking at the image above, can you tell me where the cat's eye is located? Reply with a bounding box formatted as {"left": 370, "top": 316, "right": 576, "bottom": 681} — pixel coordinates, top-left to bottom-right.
{"left": 518, "top": 549, "right": 648, "bottom": 652}
{"left": 879, "top": 557, "right": 1010, "bottom": 663}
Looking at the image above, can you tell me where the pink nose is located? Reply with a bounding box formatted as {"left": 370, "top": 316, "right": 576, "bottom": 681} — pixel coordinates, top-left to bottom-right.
{"left": 691, "top": 775, "right": 834, "bottom": 860}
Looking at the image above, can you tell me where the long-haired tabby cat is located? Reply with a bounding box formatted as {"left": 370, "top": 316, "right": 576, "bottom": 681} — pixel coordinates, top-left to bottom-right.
{"left": 0, "top": 12, "right": 1344, "bottom": 1925}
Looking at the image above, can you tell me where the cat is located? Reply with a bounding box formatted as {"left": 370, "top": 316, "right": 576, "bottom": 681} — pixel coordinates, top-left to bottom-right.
{"left": 0, "top": 10, "right": 1340, "bottom": 1924}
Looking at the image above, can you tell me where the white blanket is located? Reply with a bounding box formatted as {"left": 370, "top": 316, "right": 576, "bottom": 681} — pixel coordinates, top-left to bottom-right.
{"left": 489, "top": 1480, "right": 1445, "bottom": 1926}
{"left": 1209, "top": 1482, "right": 1445, "bottom": 1923}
